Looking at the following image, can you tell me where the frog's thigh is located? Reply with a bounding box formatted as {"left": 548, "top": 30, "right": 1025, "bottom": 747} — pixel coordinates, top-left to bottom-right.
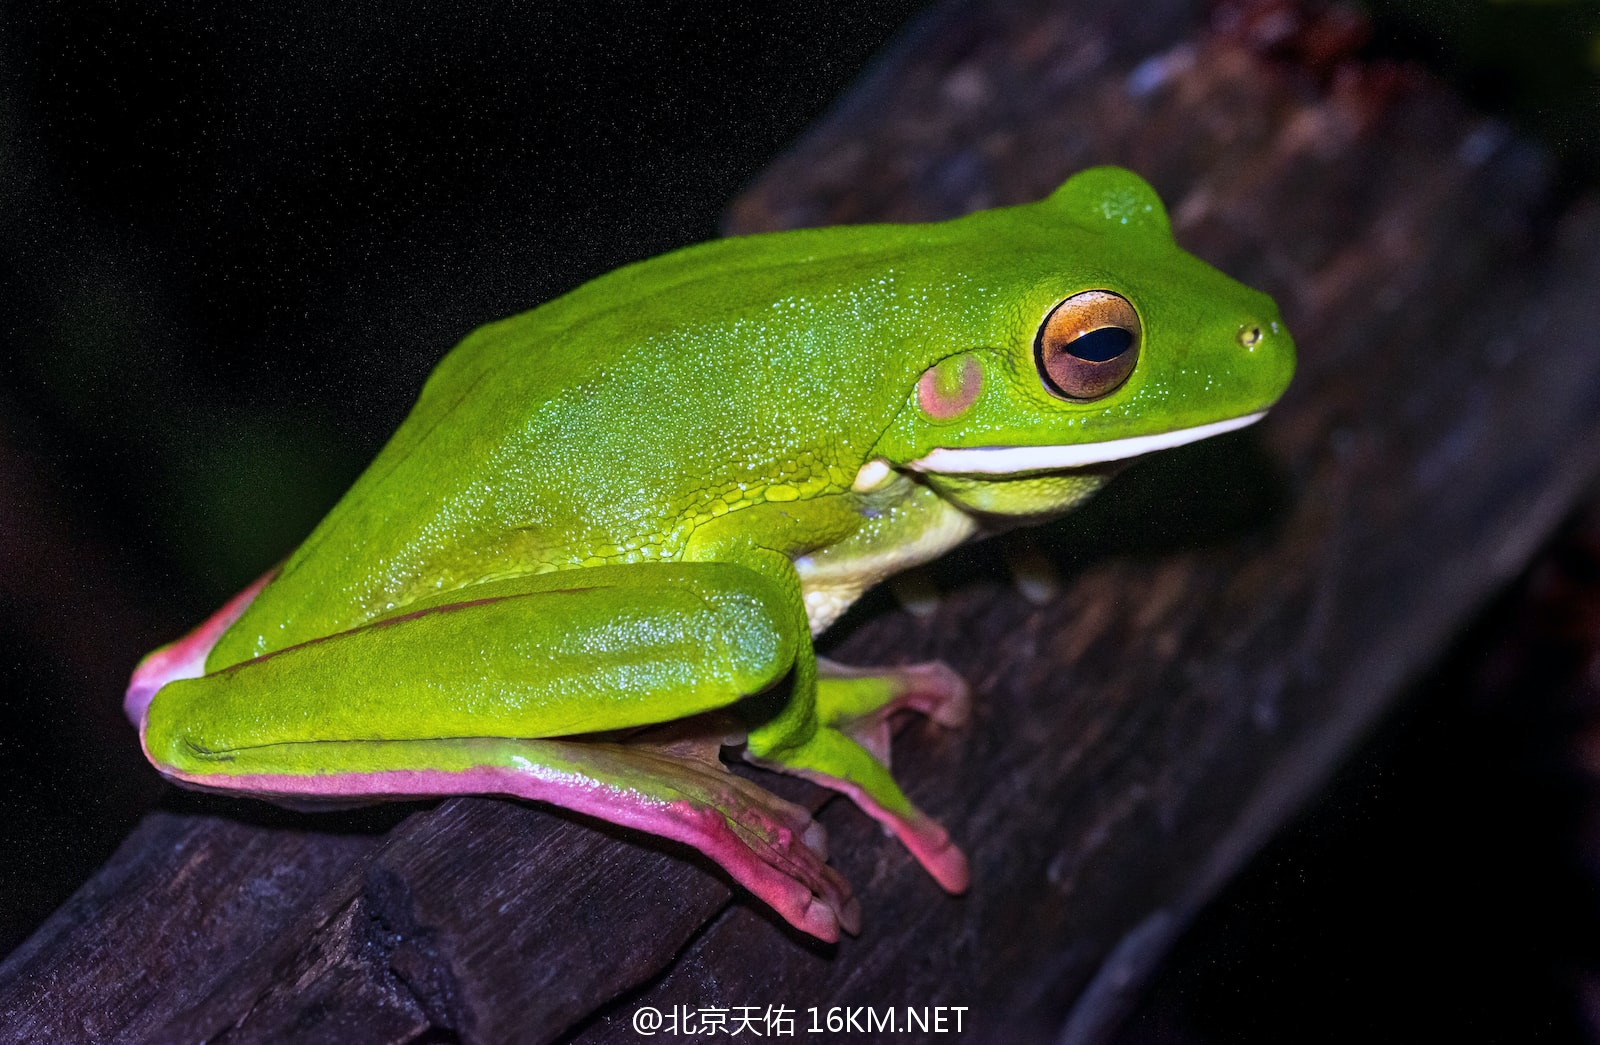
{"left": 144, "top": 562, "right": 799, "bottom": 772}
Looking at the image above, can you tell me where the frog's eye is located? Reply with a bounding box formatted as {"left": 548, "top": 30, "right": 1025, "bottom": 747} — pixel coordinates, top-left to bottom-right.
{"left": 1035, "top": 291, "right": 1141, "bottom": 401}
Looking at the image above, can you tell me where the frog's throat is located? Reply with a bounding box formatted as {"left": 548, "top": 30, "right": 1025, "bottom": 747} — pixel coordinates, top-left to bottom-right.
{"left": 905, "top": 411, "right": 1266, "bottom": 475}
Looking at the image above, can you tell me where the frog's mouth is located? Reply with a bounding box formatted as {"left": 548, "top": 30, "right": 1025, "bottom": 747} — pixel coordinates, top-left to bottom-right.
{"left": 905, "top": 411, "right": 1267, "bottom": 475}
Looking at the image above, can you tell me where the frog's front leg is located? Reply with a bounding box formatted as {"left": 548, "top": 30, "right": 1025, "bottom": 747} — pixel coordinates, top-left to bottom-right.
{"left": 684, "top": 514, "right": 972, "bottom": 898}
{"left": 745, "top": 656, "right": 972, "bottom": 895}
{"left": 136, "top": 563, "right": 859, "bottom": 940}
{"left": 812, "top": 657, "right": 971, "bottom": 767}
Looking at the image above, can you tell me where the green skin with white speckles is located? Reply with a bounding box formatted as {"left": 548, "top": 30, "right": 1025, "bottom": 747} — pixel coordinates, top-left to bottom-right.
{"left": 132, "top": 167, "right": 1294, "bottom": 941}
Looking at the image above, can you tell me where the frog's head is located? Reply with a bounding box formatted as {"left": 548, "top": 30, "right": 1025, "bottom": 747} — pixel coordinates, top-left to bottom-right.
{"left": 869, "top": 166, "right": 1295, "bottom": 518}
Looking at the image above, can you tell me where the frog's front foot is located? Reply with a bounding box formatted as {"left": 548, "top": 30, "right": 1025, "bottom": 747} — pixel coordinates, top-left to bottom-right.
{"left": 814, "top": 657, "right": 970, "bottom": 766}
{"left": 746, "top": 658, "right": 972, "bottom": 896}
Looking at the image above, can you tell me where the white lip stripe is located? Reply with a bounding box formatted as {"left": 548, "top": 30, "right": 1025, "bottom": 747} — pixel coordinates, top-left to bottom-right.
{"left": 907, "top": 411, "right": 1268, "bottom": 475}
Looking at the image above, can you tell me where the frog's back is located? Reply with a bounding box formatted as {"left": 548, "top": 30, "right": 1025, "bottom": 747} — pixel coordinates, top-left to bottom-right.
{"left": 209, "top": 215, "right": 1032, "bottom": 666}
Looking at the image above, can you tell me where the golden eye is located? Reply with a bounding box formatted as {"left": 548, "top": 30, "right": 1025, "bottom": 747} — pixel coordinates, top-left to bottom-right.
{"left": 1034, "top": 291, "right": 1141, "bottom": 401}
{"left": 1237, "top": 324, "right": 1263, "bottom": 349}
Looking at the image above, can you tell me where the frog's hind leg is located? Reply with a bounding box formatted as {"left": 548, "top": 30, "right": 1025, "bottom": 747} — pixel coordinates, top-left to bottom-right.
{"left": 161, "top": 730, "right": 858, "bottom": 941}
{"left": 138, "top": 562, "right": 859, "bottom": 940}
{"left": 744, "top": 658, "right": 971, "bottom": 894}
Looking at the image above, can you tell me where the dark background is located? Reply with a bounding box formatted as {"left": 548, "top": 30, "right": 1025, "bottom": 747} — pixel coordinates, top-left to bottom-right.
{"left": 2, "top": 1, "right": 1599, "bottom": 1040}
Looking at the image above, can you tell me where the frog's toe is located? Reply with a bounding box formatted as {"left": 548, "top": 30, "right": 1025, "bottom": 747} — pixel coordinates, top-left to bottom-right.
{"left": 816, "top": 657, "right": 970, "bottom": 728}
{"left": 781, "top": 891, "right": 858, "bottom": 942}
{"left": 797, "top": 899, "right": 842, "bottom": 942}
{"left": 595, "top": 749, "right": 858, "bottom": 940}
{"left": 803, "top": 819, "right": 829, "bottom": 860}
{"left": 882, "top": 660, "right": 970, "bottom": 728}
{"left": 894, "top": 809, "right": 969, "bottom": 893}
{"left": 689, "top": 801, "right": 853, "bottom": 941}
{"left": 838, "top": 894, "right": 863, "bottom": 936}
{"left": 815, "top": 658, "right": 970, "bottom": 766}
{"left": 792, "top": 764, "right": 970, "bottom": 895}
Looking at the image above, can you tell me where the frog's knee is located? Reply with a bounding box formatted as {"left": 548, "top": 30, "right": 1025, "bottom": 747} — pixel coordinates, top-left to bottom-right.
{"left": 140, "top": 679, "right": 213, "bottom": 774}
{"left": 689, "top": 564, "right": 799, "bottom": 693}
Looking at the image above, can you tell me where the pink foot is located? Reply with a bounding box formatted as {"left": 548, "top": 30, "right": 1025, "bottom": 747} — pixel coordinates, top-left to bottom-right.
{"left": 786, "top": 764, "right": 969, "bottom": 894}
{"left": 817, "top": 658, "right": 970, "bottom": 767}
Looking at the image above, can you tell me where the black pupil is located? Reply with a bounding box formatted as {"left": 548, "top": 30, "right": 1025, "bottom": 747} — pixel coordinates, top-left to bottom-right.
{"left": 1066, "top": 326, "right": 1133, "bottom": 362}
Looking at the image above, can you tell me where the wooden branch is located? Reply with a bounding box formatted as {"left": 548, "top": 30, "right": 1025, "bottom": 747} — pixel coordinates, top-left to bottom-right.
{"left": 6, "top": 0, "right": 1600, "bottom": 1042}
